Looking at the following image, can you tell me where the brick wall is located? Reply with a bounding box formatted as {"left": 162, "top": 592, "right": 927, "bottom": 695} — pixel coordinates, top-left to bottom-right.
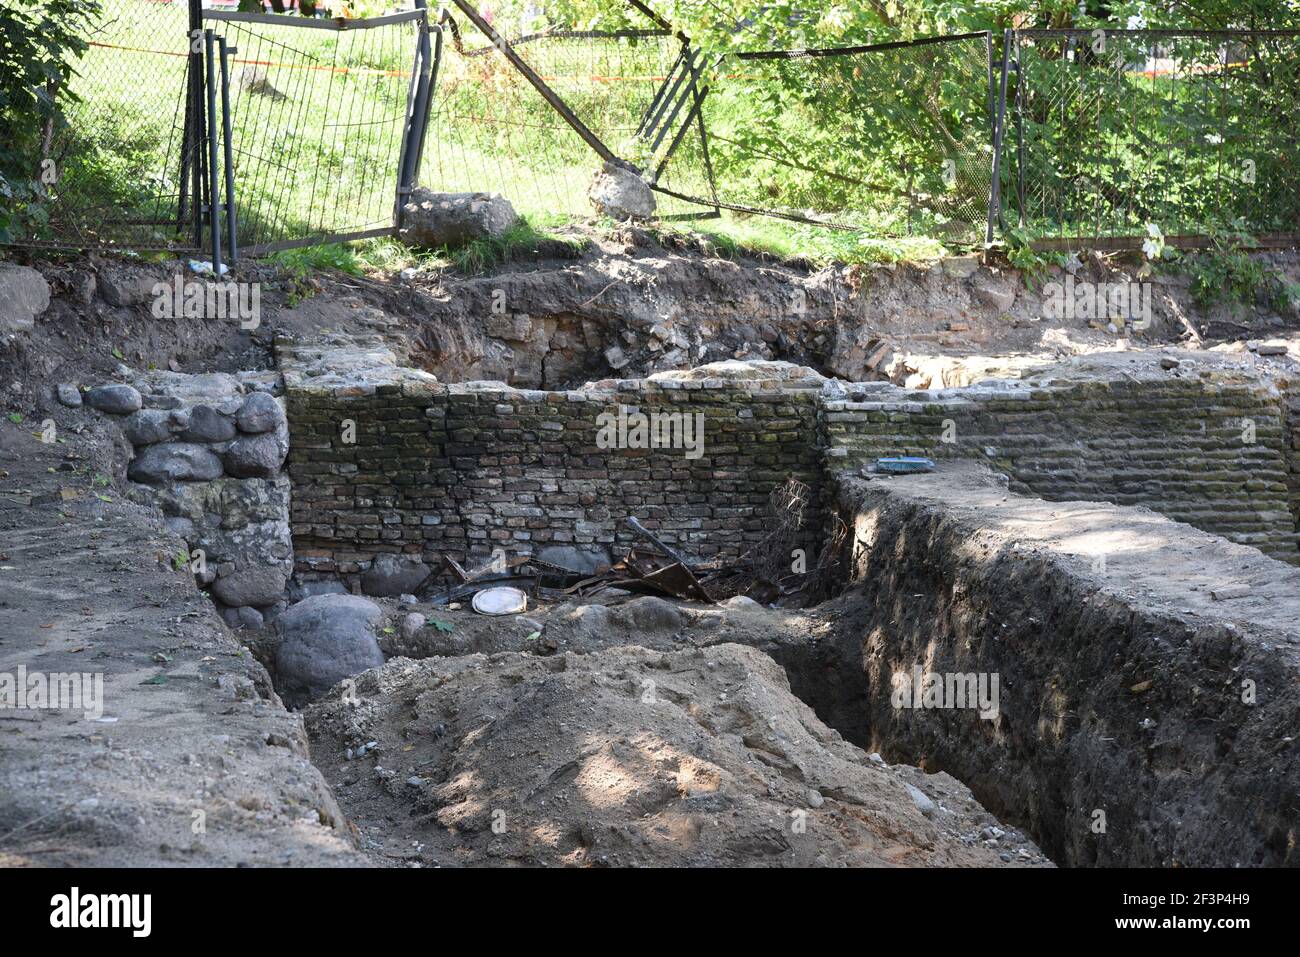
{"left": 285, "top": 365, "right": 823, "bottom": 582}
{"left": 822, "top": 371, "right": 1300, "bottom": 562}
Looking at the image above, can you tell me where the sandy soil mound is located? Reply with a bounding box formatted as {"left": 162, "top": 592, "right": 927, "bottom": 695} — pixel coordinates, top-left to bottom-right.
{"left": 304, "top": 642, "right": 1049, "bottom": 867}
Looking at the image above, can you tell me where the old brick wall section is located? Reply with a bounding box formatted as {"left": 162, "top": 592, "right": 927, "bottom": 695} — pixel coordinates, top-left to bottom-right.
{"left": 822, "top": 371, "right": 1300, "bottom": 562}
{"left": 284, "top": 351, "right": 823, "bottom": 583}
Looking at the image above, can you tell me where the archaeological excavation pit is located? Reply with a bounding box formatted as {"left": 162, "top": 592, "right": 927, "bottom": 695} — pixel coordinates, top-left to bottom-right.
{"left": 3, "top": 244, "right": 1299, "bottom": 874}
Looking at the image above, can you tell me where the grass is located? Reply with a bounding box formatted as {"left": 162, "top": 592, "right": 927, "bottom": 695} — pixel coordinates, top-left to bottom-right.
{"left": 665, "top": 215, "right": 950, "bottom": 266}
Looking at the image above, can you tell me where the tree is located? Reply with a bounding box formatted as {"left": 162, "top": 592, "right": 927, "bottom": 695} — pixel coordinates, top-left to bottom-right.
{"left": 0, "top": 0, "right": 102, "bottom": 242}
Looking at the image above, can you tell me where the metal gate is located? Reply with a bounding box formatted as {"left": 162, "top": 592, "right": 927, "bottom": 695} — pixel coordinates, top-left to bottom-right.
{"left": 200, "top": 4, "right": 435, "bottom": 261}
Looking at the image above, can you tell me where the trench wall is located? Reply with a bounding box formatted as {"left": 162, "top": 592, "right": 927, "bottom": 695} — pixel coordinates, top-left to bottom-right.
{"left": 821, "top": 469, "right": 1300, "bottom": 867}
{"left": 284, "top": 364, "right": 823, "bottom": 583}
{"left": 821, "top": 371, "right": 1300, "bottom": 562}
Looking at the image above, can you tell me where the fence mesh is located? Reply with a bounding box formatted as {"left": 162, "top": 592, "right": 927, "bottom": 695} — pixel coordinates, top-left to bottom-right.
{"left": 423, "top": 26, "right": 703, "bottom": 224}
{"left": 1008, "top": 29, "right": 1300, "bottom": 246}
{"left": 8, "top": 0, "right": 195, "bottom": 251}
{"left": 656, "top": 35, "right": 996, "bottom": 243}
{"left": 206, "top": 11, "right": 421, "bottom": 253}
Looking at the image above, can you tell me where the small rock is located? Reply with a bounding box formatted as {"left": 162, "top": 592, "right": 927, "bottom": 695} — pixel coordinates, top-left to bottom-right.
{"left": 399, "top": 612, "right": 426, "bottom": 641}
{"left": 905, "top": 783, "right": 937, "bottom": 818}
{"left": 588, "top": 161, "right": 656, "bottom": 220}
{"left": 55, "top": 383, "right": 82, "bottom": 407}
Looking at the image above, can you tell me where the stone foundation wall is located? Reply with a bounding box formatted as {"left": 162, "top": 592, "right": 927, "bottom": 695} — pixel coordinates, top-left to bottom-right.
{"left": 282, "top": 339, "right": 824, "bottom": 585}
{"left": 77, "top": 370, "right": 294, "bottom": 628}
{"left": 822, "top": 369, "right": 1300, "bottom": 562}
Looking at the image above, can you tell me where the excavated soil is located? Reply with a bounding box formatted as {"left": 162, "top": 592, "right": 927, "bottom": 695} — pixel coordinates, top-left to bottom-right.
{"left": 303, "top": 643, "right": 1049, "bottom": 867}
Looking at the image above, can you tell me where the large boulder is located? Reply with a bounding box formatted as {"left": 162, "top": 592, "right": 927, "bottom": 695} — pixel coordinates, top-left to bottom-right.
{"left": 0, "top": 264, "right": 51, "bottom": 334}
{"left": 128, "top": 442, "right": 223, "bottom": 482}
{"left": 275, "top": 594, "right": 386, "bottom": 704}
{"left": 588, "top": 162, "right": 656, "bottom": 220}
{"left": 360, "top": 553, "right": 431, "bottom": 597}
{"left": 399, "top": 188, "right": 518, "bottom": 250}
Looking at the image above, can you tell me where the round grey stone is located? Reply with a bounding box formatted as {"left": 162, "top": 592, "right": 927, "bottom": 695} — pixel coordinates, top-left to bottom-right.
{"left": 85, "top": 383, "right": 142, "bottom": 415}
{"left": 128, "top": 443, "right": 224, "bottom": 483}
{"left": 122, "top": 409, "right": 178, "bottom": 446}
{"left": 55, "top": 383, "right": 82, "bottom": 407}
{"left": 222, "top": 431, "right": 287, "bottom": 478}
{"left": 181, "top": 404, "right": 236, "bottom": 442}
{"left": 275, "top": 594, "right": 386, "bottom": 704}
{"left": 235, "top": 392, "right": 285, "bottom": 434}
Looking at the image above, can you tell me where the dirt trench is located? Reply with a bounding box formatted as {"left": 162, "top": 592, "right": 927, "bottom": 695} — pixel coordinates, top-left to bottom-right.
{"left": 760, "top": 466, "right": 1300, "bottom": 868}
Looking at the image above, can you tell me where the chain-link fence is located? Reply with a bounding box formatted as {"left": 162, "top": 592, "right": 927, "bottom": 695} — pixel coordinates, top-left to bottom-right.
{"left": 1005, "top": 29, "right": 1300, "bottom": 248}
{"left": 12, "top": 0, "right": 196, "bottom": 251}
{"left": 8, "top": 3, "right": 1300, "bottom": 258}
{"left": 423, "top": 23, "right": 705, "bottom": 224}
{"left": 425, "top": 18, "right": 997, "bottom": 244}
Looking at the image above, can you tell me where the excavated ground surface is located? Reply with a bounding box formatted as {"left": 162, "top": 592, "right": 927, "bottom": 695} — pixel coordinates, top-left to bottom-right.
{"left": 0, "top": 417, "right": 361, "bottom": 867}
{"left": 3, "top": 237, "right": 1298, "bottom": 868}
{"left": 792, "top": 465, "right": 1300, "bottom": 867}
{"left": 304, "top": 642, "right": 1048, "bottom": 868}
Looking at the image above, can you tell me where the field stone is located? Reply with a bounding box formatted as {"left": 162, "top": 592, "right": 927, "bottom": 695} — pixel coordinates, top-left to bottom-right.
{"left": 128, "top": 442, "right": 223, "bottom": 483}
{"left": 182, "top": 405, "right": 237, "bottom": 442}
{"left": 55, "top": 383, "right": 82, "bottom": 407}
{"left": 212, "top": 564, "right": 289, "bottom": 608}
{"left": 85, "top": 383, "right": 143, "bottom": 415}
{"left": 122, "top": 408, "right": 182, "bottom": 446}
{"left": 0, "top": 263, "right": 51, "bottom": 333}
{"left": 587, "top": 162, "right": 655, "bottom": 220}
{"left": 399, "top": 188, "right": 518, "bottom": 250}
{"left": 399, "top": 612, "right": 426, "bottom": 642}
{"left": 235, "top": 392, "right": 285, "bottom": 433}
{"left": 222, "top": 605, "right": 265, "bottom": 630}
{"left": 275, "top": 594, "right": 385, "bottom": 704}
{"left": 223, "top": 427, "right": 288, "bottom": 478}
{"left": 360, "top": 553, "right": 431, "bottom": 597}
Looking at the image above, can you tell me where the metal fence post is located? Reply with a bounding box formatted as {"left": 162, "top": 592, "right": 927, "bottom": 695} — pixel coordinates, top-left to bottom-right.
{"left": 204, "top": 30, "right": 223, "bottom": 275}
{"left": 987, "top": 29, "right": 1013, "bottom": 245}
{"left": 182, "top": 0, "right": 207, "bottom": 251}
{"left": 395, "top": 1, "right": 435, "bottom": 227}
{"left": 217, "top": 36, "right": 238, "bottom": 267}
